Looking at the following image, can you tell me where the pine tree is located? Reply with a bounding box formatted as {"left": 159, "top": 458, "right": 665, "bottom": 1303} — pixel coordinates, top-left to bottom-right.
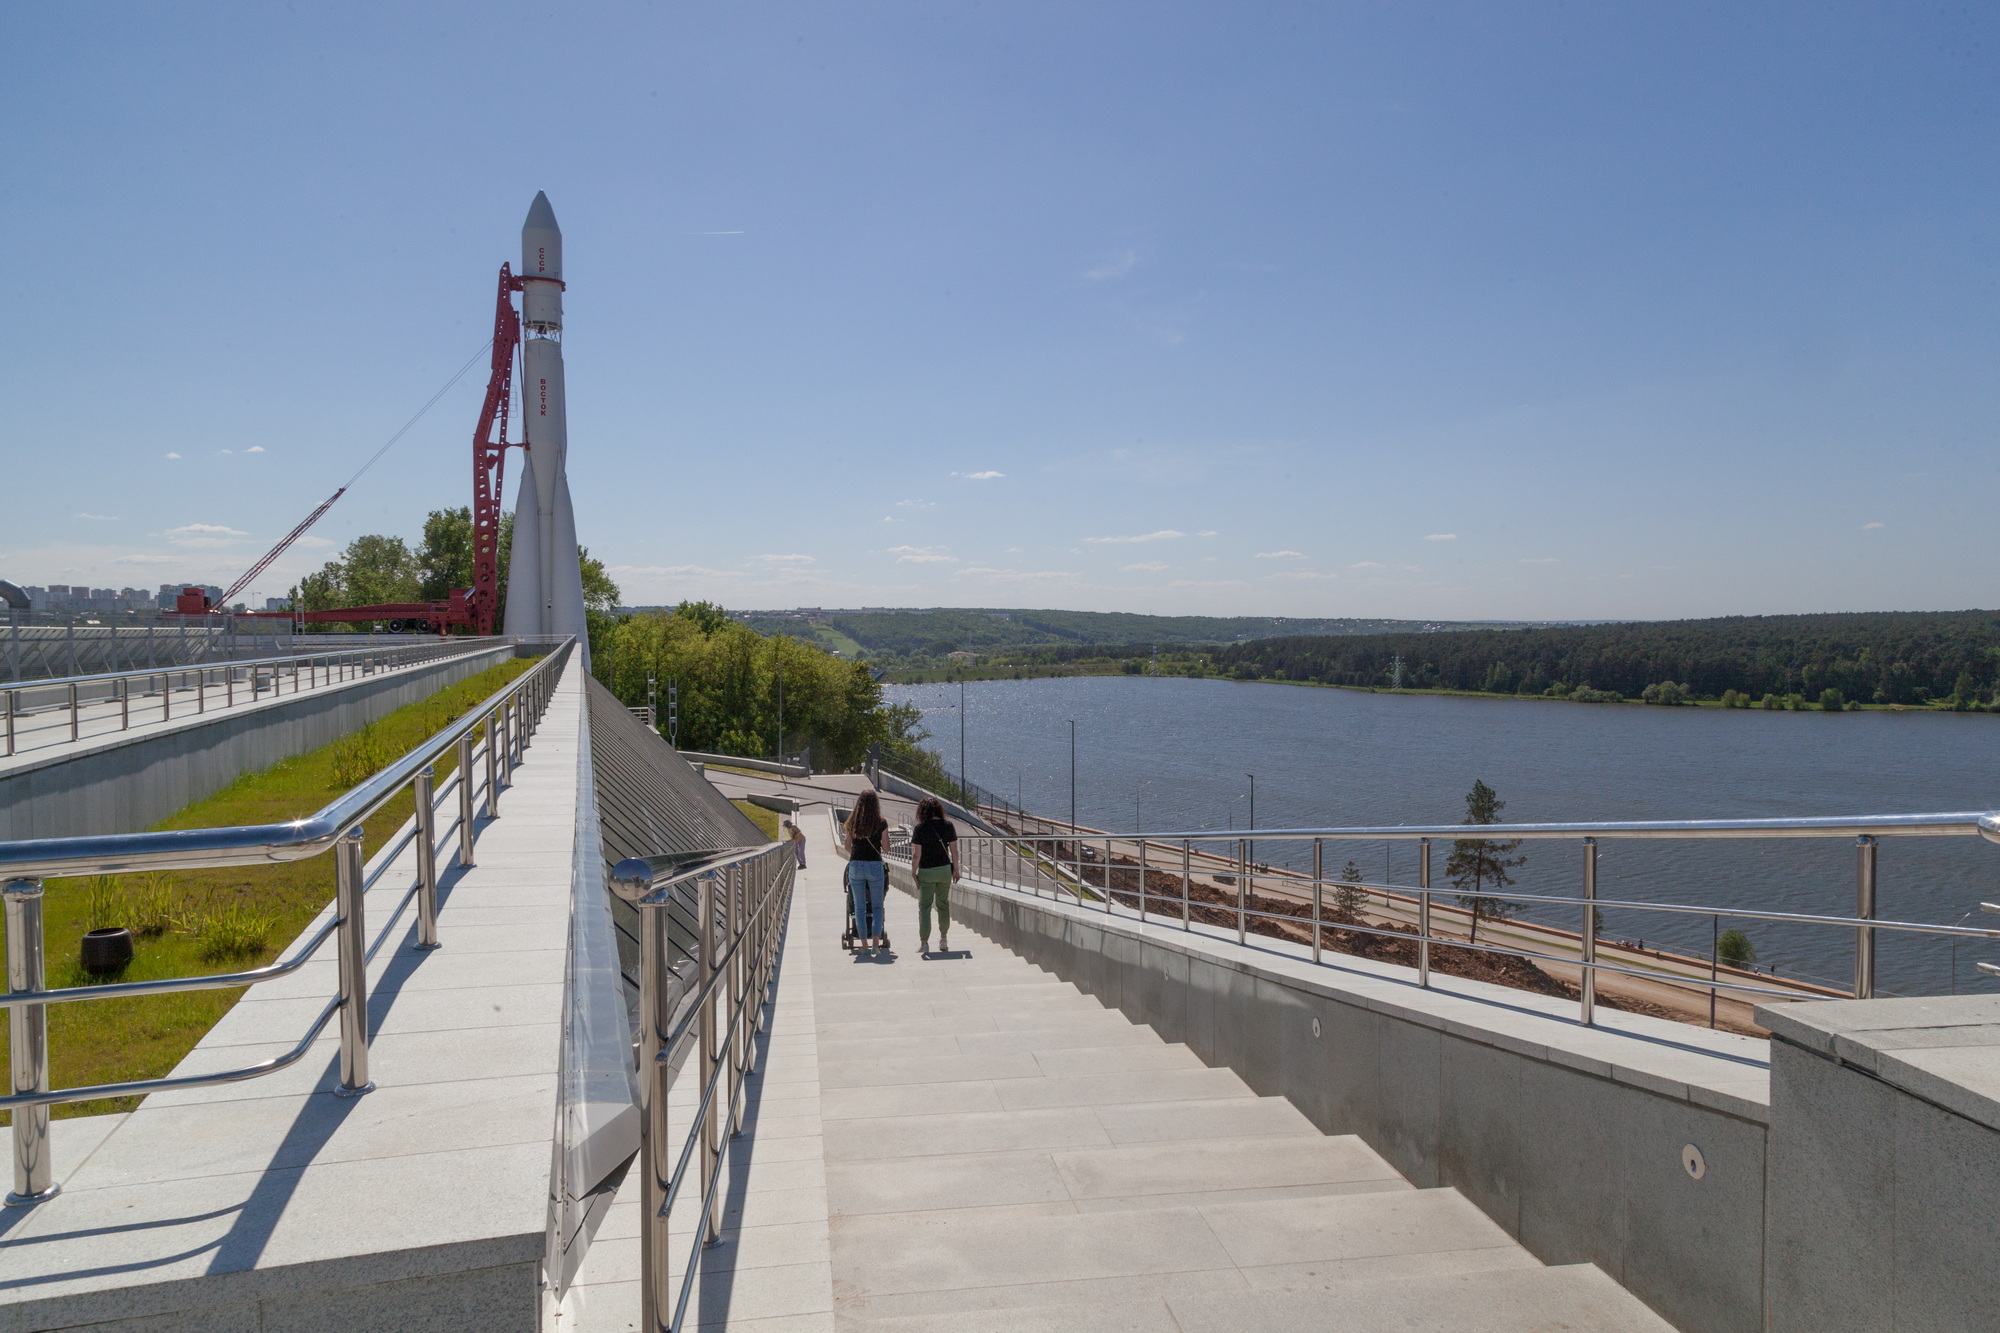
{"left": 1333, "top": 859, "right": 1367, "bottom": 916}
{"left": 1445, "top": 779, "right": 1526, "bottom": 944}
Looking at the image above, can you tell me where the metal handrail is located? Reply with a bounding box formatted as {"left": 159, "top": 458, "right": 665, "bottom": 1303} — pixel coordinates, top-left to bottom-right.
{"left": 1, "top": 638, "right": 573, "bottom": 1207}
{"left": 2, "top": 636, "right": 514, "bottom": 758}
{"left": 948, "top": 810, "right": 2000, "bottom": 1035}
{"left": 610, "top": 841, "right": 794, "bottom": 1333}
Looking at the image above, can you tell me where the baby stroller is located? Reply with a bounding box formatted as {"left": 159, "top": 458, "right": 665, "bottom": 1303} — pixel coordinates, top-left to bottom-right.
{"left": 840, "top": 863, "right": 888, "bottom": 952}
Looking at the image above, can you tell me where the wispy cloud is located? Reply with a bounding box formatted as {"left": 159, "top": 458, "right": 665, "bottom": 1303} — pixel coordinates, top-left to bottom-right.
{"left": 1424, "top": 533, "right": 1457, "bottom": 542}
{"left": 165, "top": 523, "right": 249, "bottom": 549}
{"left": 951, "top": 470, "right": 1004, "bottom": 481}
{"left": 164, "top": 452, "right": 181, "bottom": 460}
{"left": 1519, "top": 557, "right": 1559, "bottom": 564}
{"left": 218, "top": 449, "right": 233, "bottom": 455}
{"left": 1862, "top": 521, "right": 1885, "bottom": 530}
{"left": 76, "top": 513, "right": 118, "bottom": 521}
{"left": 895, "top": 499, "right": 935, "bottom": 510}
{"left": 1123, "top": 561, "right": 1168, "bottom": 572}
{"left": 1268, "top": 570, "right": 1337, "bottom": 580}
{"left": 296, "top": 535, "right": 336, "bottom": 549}
{"left": 885, "top": 545, "right": 957, "bottom": 564}
{"left": 1085, "top": 530, "right": 1184, "bottom": 545}
{"left": 246, "top": 445, "right": 266, "bottom": 454}
{"left": 1084, "top": 248, "right": 1140, "bottom": 282}
{"left": 1196, "top": 530, "right": 1219, "bottom": 538}
{"left": 1254, "top": 550, "right": 1305, "bottom": 559}
{"left": 1351, "top": 561, "right": 1386, "bottom": 570}
{"left": 113, "top": 553, "right": 179, "bottom": 565}
{"left": 750, "top": 554, "right": 815, "bottom": 565}
{"left": 956, "top": 566, "right": 1081, "bottom": 584}
{"left": 1168, "top": 579, "right": 1245, "bottom": 588}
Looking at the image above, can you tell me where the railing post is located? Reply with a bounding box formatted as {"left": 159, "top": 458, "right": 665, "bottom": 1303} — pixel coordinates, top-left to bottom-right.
{"left": 1418, "top": 838, "right": 1432, "bottom": 988}
{"left": 225, "top": 665, "right": 233, "bottom": 709}
{"left": 334, "top": 827, "right": 374, "bottom": 1097}
{"left": 509, "top": 694, "right": 524, "bottom": 767}
{"left": 414, "top": 765, "right": 441, "bottom": 951}
{"left": 119, "top": 677, "right": 129, "bottom": 731}
{"left": 196, "top": 666, "right": 205, "bottom": 714}
{"left": 67, "top": 682, "right": 78, "bottom": 742}
{"left": 485, "top": 712, "right": 501, "bottom": 816}
{"left": 1237, "top": 839, "right": 1248, "bottom": 945}
{"left": 500, "top": 702, "right": 515, "bottom": 790}
{"left": 1137, "top": 837, "right": 1147, "bottom": 924}
{"left": 5, "top": 689, "right": 14, "bottom": 757}
{"left": 730, "top": 864, "right": 747, "bottom": 1136}
{"left": 628, "top": 864, "right": 672, "bottom": 1333}
{"left": 698, "top": 871, "right": 723, "bottom": 1245}
{"left": 457, "top": 733, "right": 477, "bottom": 868}
{"left": 1104, "top": 836, "right": 1114, "bottom": 914}
{"left": 1580, "top": 838, "right": 1598, "bottom": 1025}
{"left": 5, "top": 879, "right": 57, "bottom": 1206}
{"left": 1312, "top": 838, "right": 1323, "bottom": 964}
{"left": 1181, "top": 839, "right": 1191, "bottom": 929}
{"left": 1856, "top": 835, "right": 1878, "bottom": 999}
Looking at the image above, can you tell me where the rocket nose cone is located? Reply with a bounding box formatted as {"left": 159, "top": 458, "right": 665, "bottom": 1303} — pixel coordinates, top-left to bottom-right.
{"left": 523, "top": 191, "right": 560, "bottom": 234}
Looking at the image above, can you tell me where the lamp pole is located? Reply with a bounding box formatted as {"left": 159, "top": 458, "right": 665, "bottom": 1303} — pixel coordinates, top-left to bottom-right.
{"left": 1245, "top": 773, "right": 1256, "bottom": 866}
{"left": 959, "top": 678, "right": 967, "bottom": 796}
{"left": 1068, "top": 719, "right": 1077, "bottom": 837}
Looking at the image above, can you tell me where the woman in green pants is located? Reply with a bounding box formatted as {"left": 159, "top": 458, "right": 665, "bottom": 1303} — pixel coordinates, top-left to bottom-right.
{"left": 910, "top": 796, "right": 959, "bottom": 955}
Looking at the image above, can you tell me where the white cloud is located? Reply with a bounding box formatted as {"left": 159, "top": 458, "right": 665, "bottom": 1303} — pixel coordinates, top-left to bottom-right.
{"left": 750, "top": 554, "right": 816, "bottom": 564}
{"left": 296, "top": 535, "right": 336, "bottom": 549}
{"left": 1124, "top": 561, "right": 1168, "bottom": 572}
{"left": 1254, "top": 550, "right": 1306, "bottom": 559}
{"left": 955, "top": 566, "right": 1080, "bottom": 583}
{"left": 1168, "top": 579, "right": 1245, "bottom": 588}
{"left": 1084, "top": 530, "right": 1184, "bottom": 545}
{"left": 218, "top": 448, "right": 233, "bottom": 455}
{"left": 608, "top": 563, "right": 744, "bottom": 580}
{"left": 164, "top": 522, "right": 251, "bottom": 550}
{"left": 1519, "top": 557, "right": 1559, "bottom": 564}
{"left": 1350, "top": 561, "right": 1387, "bottom": 570}
{"left": 1196, "top": 530, "right": 1219, "bottom": 538}
{"left": 113, "top": 553, "right": 180, "bottom": 565}
{"left": 1268, "top": 570, "right": 1338, "bottom": 580}
{"left": 1424, "top": 533, "right": 1457, "bottom": 541}
{"left": 1862, "top": 521, "right": 1885, "bottom": 530}
{"left": 1084, "top": 248, "right": 1140, "bottom": 282}
{"left": 895, "top": 499, "right": 935, "bottom": 510}
{"left": 164, "top": 452, "right": 181, "bottom": 460}
{"left": 75, "top": 513, "right": 118, "bottom": 521}
{"left": 951, "top": 470, "right": 1005, "bottom": 480}
{"left": 246, "top": 445, "right": 266, "bottom": 454}
{"left": 885, "top": 545, "right": 957, "bottom": 564}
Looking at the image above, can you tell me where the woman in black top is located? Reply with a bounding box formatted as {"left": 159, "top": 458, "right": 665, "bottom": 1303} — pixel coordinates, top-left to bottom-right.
{"left": 846, "top": 789, "right": 890, "bottom": 949}
{"left": 910, "top": 796, "right": 958, "bottom": 955}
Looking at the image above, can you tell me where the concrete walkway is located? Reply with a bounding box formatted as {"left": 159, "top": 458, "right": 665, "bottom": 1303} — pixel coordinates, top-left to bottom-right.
{"left": 561, "top": 790, "right": 1677, "bottom": 1332}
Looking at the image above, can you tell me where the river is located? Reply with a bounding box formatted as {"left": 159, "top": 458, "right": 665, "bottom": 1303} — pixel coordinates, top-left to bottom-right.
{"left": 885, "top": 675, "right": 2000, "bottom": 998}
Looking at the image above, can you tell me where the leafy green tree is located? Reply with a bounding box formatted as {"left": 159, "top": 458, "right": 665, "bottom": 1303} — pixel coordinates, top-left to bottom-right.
{"left": 578, "top": 546, "right": 620, "bottom": 612}
{"left": 340, "top": 534, "right": 422, "bottom": 605}
{"left": 417, "top": 507, "right": 474, "bottom": 601}
{"left": 674, "top": 600, "right": 733, "bottom": 635}
{"left": 1446, "top": 779, "right": 1526, "bottom": 944}
{"left": 1819, "top": 688, "right": 1846, "bottom": 712}
{"left": 1718, "top": 929, "right": 1756, "bottom": 968}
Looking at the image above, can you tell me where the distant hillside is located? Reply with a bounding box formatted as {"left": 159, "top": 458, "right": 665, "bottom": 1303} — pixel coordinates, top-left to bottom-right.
{"left": 719, "top": 608, "right": 1532, "bottom": 657}
{"left": 1214, "top": 610, "right": 2000, "bottom": 705}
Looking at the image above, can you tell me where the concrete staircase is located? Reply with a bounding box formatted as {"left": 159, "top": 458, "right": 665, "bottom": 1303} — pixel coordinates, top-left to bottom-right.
{"left": 816, "top": 897, "right": 1675, "bottom": 1331}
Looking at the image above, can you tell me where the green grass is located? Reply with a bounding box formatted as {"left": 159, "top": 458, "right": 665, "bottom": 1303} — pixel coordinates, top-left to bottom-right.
{"left": 733, "top": 800, "right": 784, "bottom": 841}
{"left": 0, "top": 656, "right": 534, "bottom": 1122}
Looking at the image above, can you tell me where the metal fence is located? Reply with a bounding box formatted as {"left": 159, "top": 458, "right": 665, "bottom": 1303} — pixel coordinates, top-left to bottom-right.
{"left": 2, "top": 637, "right": 514, "bottom": 758}
{"left": 935, "top": 808, "right": 2000, "bottom": 1028}
{"left": 0, "top": 640, "right": 573, "bottom": 1206}
{"left": 609, "top": 843, "right": 793, "bottom": 1332}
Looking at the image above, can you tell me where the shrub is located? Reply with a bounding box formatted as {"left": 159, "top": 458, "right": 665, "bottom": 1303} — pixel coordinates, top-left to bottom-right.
{"left": 129, "top": 875, "right": 181, "bottom": 937}
{"left": 329, "top": 722, "right": 392, "bottom": 789}
{"left": 1641, "top": 681, "right": 1689, "bottom": 706}
{"left": 192, "top": 904, "right": 278, "bottom": 962}
{"left": 1718, "top": 929, "right": 1757, "bottom": 968}
{"left": 1759, "top": 693, "right": 1782, "bottom": 709}
{"left": 1819, "top": 688, "right": 1846, "bottom": 712}
{"left": 1568, "top": 685, "right": 1622, "bottom": 703}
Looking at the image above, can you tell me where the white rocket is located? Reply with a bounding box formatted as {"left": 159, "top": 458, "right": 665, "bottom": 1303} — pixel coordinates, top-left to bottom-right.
{"left": 504, "top": 191, "right": 591, "bottom": 655}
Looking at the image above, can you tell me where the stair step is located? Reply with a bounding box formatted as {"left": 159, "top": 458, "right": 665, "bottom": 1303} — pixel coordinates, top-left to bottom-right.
{"left": 1171, "top": 1264, "right": 1678, "bottom": 1331}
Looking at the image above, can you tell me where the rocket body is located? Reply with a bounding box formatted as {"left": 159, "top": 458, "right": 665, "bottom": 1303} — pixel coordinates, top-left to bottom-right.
{"left": 504, "top": 192, "right": 590, "bottom": 655}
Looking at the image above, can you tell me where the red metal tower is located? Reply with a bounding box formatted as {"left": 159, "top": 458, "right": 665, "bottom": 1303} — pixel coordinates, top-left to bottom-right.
{"left": 468, "top": 264, "right": 524, "bottom": 634}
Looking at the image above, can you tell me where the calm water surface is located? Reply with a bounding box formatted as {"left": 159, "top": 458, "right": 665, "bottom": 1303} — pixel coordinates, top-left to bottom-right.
{"left": 887, "top": 676, "right": 2000, "bottom": 996}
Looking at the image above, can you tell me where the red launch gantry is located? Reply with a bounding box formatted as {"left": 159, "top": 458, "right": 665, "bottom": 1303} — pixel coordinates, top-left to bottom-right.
{"left": 179, "top": 265, "right": 525, "bottom": 634}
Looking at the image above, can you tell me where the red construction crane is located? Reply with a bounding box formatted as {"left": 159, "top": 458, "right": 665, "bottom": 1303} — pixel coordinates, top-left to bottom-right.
{"left": 179, "top": 264, "right": 524, "bottom": 634}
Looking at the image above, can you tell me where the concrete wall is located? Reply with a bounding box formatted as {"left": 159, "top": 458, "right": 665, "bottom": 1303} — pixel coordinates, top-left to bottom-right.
{"left": 0, "top": 643, "right": 516, "bottom": 840}
{"left": 1759, "top": 996, "right": 2000, "bottom": 1332}
{"left": 907, "top": 869, "right": 1773, "bottom": 1333}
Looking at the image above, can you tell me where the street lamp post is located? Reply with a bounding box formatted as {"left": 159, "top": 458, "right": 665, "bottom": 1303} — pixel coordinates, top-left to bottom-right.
{"left": 1245, "top": 774, "right": 1256, "bottom": 866}
{"left": 1068, "top": 719, "right": 1077, "bottom": 881}
{"left": 959, "top": 679, "right": 967, "bottom": 797}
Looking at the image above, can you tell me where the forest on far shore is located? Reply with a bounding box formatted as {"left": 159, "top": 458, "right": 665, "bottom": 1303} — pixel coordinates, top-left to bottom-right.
{"left": 1209, "top": 610, "right": 2000, "bottom": 709}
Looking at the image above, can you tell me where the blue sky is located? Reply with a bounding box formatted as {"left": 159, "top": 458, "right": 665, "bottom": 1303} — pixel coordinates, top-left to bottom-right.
{"left": 5, "top": 3, "right": 1994, "bottom": 619}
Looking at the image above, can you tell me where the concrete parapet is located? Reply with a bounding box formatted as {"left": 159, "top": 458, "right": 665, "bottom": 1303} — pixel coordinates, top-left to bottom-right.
{"left": 0, "top": 643, "right": 517, "bottom": 840}
{"left": 1759, "top": 995, "right": 2000, "bottom": 1333}
{"left": 912, "top": 870, "right": 1773, "bottom": 1333}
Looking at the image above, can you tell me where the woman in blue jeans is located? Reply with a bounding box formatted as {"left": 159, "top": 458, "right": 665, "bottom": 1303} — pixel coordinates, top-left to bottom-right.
{"left": 845, "top": 789, "right": 891, "bottom": 949}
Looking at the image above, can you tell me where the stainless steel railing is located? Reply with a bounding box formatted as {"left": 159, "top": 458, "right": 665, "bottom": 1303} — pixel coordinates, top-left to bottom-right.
{"left": 949, "top": 811, "right": 2000, "bottom": 1028}
{"left": 1, "top": 636, "right": 513, "bottom": 758}
{"left": 609, "top": 843, "right": 794, "bottom": 1333}
{"left": 0, "top": 639, "right": 573, "bottom": 1207}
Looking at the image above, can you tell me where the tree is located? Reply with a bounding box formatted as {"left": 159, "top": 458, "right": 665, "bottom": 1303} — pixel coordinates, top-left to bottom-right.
{"left": 674, "top": 600, "right": 732, "bottom": 635}
{"left": 1333, "top": 859, "right": 1367, "bottom": 916}
{"left": 1718, "top": 929, "right": 1756, "bottom": 969}
{"left": 417, "top": 507, "right": 474, "bottom": 602}
{"left": 578, "top": 546, "right": 620, "bottom": 612}
{"left": 1445, "top": 779, "right": 1526, "bottom": 944}
{"left": 1819, "top": 688, "right": 1846, "bottom": 712}
{"left": 339, "top": 534, "right": 422, "bottom": 605}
